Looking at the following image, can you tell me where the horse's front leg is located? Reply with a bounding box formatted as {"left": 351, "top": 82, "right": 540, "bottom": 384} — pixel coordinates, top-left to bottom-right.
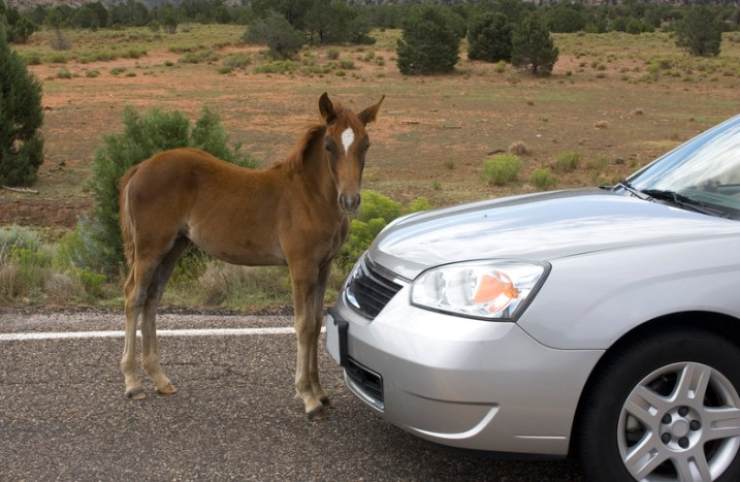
{"left": 309, "top": 262, "right": 332, "bottom": 406}
{"left": 289, "top": 260, "right": 323, "bottom": 418}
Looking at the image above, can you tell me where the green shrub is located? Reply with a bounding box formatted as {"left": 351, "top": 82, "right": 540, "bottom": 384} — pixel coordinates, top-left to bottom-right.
{"left": 339, "top": 59, "right": 355, "bottom": 70}
{"left": 530, "top": 168, "right": 557, "bottom": 190}
{"left": 336, "top": 191, "right": 430, "bottom": 272}
{"left": 48, "top": 53, "right": 67, "bottom": 64}
{"left": 626, "top": 18, "right": 652, "bottom": 35}
{"left": 677, "top": 6, "right": 722, "bottom": 57}
{"left": 195, "top": 263, "right": 291, "bottom": 308}
{"left": 79, "top": 51, "right": 115, "bottom": 63}
{"left": 4, "top": 246, "right": 51, "bottom": 299}
{"left": 222, "top": 53, "right": 251, "bottom": 71}
{"left": 327, "top": 48, "right": 340, "bottom": 60}
{"left": 303, "top": 0, "right": 373, "bottom": 45}
{"left": 0, "top": 225, "right": 42, "bottom": 263}
{"left": 484, "top": 154, "right": 522, "bottom": 186}
{"left": 555, "top": 151, "right": 580, "bottom": 172}
{"left": 123, "top": 48, "right": 147, "bottom": 59}
{"left": 85, "top": 69, "right": 100, "bottom": 78}
{"left": 54, "top": 218, "right": 109, "bottom": 273}
{"left": 24, "top": 53, "right": 42, "bottom": 65}
{"left": 0, "top": 226, "right": 51, "bottom": 301}
{"left": 3, "top": 5, "right": 38, "bottom": 44}
{"left": 407, "top": 197, "right": 431, "bottom": 212}
{"left": 0, "top": 23, "right": 44, "bottom": 187}
{"left": 161, "top": 6, "right": 178, "bottom": 34}
{"left": 356, "top": 190, "right": 402, "bottom": 221}
{"left": 75, "top": 268, "right": 106, "bottom": 298}
{"left": 87, "top": 107, "right": 257, "bottom": 274}
{"left": 243, "top": 12, "right": 304, "bottom": 60}
{"left": 179, "top": 49, "right": 218, "bottom": 64}
{"left": 512, "top": 13, "right": 559, "bottom": 76}
{"left": 56, "top": 68, "right": 72, "bottom": 79}
{"left": 546, "top": 4, "right": 586, "bottom": 33}
{"left": 396, "top": 6, "right": 460, "bottom": 75}
{"left": 467, "top": 12, "right": 512, "bottom": 62}
{"left": 254, "top": 60, "right": 297, "bottom": 74}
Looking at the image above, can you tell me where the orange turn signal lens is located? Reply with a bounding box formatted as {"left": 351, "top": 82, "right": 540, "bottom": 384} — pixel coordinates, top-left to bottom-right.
{"left": 473, "top": 273, "right": 520, "bottom": 313}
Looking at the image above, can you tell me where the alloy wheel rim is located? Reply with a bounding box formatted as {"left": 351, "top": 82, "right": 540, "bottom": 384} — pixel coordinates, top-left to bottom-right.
{"left": 618, "top": 361, "right": 740, "bottom": 481}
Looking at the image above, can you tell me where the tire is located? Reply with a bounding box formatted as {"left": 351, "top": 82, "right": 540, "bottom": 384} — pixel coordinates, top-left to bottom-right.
{"left": 576, "top": 329, "right": 740, "bottom": 482}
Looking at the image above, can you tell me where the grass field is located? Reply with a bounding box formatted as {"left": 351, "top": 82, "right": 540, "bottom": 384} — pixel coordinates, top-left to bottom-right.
{"left": 2, "top": 24, "right": 740, "bottom": 309}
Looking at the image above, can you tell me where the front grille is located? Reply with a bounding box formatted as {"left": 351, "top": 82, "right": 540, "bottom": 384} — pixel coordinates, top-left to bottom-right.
{"left": 346, "top": 357, "right": 384, "bottom": 405}
{"left": 344, "top": 258, "right": 402, "bottom": 319}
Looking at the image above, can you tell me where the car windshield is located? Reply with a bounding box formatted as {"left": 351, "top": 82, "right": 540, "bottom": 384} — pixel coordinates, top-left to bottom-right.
{"left": 627, "top": 115, "right": 740, "bottom": 220}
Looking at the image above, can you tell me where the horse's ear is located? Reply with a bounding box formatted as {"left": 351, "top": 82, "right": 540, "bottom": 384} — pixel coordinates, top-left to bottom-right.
{"left": 319, "top": 92, "right": 336, "bottom": 124}
{"left": 358, "top": 95, "right": 385, "bottom": 125}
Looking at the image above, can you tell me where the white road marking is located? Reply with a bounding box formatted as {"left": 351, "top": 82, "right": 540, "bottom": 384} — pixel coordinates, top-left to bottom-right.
{"left": 341, "top": 127, "right": 355, "bottom": 153}
{"left": 0, "top": 326, "right": 324, "bottom": 342}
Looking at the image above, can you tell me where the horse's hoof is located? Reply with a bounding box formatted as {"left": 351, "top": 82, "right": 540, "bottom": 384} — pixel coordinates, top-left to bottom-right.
{"left": 125, "top": 387, "right": 146, "bottom": 400}
{"left": 306, "top": 403, "right": 326, "bottom": 420}
{"left": 156, "top": 383, "right": 177, "bottom": 396}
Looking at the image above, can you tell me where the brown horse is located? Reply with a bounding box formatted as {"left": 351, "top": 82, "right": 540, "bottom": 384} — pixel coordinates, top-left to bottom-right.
{"left": 118, "top": 93, "right": 383, "bottom": 417}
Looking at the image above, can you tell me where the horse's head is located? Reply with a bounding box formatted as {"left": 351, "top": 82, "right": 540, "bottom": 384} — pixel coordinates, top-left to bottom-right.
{"left": 318, "top": 92, "right": 384, "bottom": 214}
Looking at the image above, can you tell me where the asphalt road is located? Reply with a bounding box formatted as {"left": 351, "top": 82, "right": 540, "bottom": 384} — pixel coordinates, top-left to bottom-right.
{"left": 0, "top": 312, "right": 584, "bottom": 481}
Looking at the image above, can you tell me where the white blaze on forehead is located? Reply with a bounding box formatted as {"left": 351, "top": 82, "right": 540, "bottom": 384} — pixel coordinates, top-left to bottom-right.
{"left": 341, "top": 127, "right": 355, "bottom": 153}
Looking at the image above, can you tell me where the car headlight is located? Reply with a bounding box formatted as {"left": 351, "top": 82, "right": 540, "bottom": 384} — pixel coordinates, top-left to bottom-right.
{"left": 410, "top": 260, "right": 548, "bottom": 321}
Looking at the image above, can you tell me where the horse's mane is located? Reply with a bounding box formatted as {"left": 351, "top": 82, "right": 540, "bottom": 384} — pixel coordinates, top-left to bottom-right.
{"left": 275, "top": 124, "right": 327, "bottom": 172}
{"left": 275, "top": 103, "right": 352, "bottom": 172}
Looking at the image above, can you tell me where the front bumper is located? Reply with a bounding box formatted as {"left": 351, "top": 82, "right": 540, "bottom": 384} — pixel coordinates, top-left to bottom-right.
{"left": 327, "top": 284, "right": 603, "bottom": 455}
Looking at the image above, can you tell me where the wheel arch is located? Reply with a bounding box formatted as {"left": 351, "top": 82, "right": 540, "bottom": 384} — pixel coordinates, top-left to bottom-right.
{"left": 568, "top": 310, "right": 740, "bottom": 455}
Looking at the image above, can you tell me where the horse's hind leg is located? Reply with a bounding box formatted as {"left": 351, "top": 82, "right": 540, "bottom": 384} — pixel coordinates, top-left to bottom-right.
{"left": 121, "top": 254, "right": 160, "bottom": 400}
{"left": 141, "top": 238, "right": 189, "bottom": 395}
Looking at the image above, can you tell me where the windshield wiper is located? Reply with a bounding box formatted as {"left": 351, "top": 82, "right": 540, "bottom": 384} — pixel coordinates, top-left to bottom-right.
{"left": 640, "top": 189, "right": 729, "bottom": 218}
{"left": 613, "top": 180, "right": 650, "bottom": 199}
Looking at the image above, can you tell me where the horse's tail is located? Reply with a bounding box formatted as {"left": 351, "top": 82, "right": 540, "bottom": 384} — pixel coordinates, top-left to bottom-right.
{"left": 119, "top": 164, "right": 140, "bottom": 268}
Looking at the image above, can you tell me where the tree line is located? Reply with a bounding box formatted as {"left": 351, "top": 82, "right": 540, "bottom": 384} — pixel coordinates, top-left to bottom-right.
{"left": 395, "top": 1, "right": 732, "bottom": 76}
{"left": 2, "top": 0, "right": 739, "bottom": 45}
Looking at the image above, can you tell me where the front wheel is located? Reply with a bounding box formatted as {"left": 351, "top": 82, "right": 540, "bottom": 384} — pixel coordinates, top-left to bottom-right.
{"left": 577, "top": 330, "right": 740, "bottom": 482}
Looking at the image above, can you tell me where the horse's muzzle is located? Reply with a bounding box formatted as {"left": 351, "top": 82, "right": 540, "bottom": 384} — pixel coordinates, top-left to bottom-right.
{"left": 339, "top": 193, "right": 361, "bottom": 213}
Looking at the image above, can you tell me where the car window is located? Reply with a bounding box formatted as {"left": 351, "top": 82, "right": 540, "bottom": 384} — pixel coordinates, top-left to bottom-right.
{"left": 629, "top": 115, "right": 740, "bottom": 217}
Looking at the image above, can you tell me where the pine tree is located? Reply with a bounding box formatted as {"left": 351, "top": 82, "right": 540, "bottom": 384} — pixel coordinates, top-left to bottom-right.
{"left": 467, "top": 12, "right": 512, "bottom": 63}
{"left": 0, "top": 22, "right": 44, "bottom": 186}
{"left": 511, "top": 13, "right": 559, "bottom": 76}
{"left": 677, "top": 6, "right": 722, "bottom": 57}
{"left": 396, "top": 6, "right": 460, "bottom": 75}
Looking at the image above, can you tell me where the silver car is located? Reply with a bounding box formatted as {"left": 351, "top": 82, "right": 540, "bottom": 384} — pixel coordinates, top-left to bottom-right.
{"left": 326, "top": 115, "right": 740, "bottom": 482}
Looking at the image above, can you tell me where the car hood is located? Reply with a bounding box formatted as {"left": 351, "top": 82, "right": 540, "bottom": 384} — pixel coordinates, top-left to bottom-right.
{"left": 369, "top": 189, "right": 740, "bottom": 280}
